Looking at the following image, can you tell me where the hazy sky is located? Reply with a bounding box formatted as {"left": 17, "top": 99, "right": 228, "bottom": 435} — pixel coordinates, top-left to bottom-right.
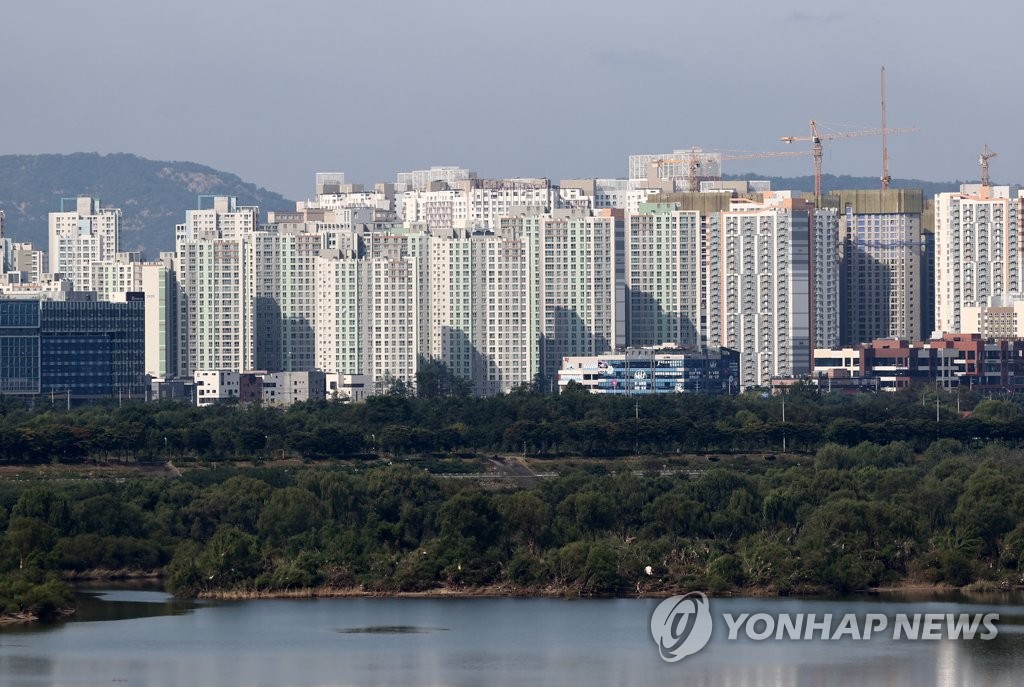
{"left": 1, "top": 0, "right": 1018, "bottom": 200}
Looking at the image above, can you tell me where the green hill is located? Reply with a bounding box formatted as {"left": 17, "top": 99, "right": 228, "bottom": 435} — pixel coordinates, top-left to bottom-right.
{"left": 0, "top": 153, "right": 294, "bottom": 258}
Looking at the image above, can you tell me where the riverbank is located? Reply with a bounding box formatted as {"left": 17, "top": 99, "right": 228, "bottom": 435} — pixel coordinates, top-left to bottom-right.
{"left": 199, "top": 583, "right": 587, "bottom": 600}
{"left": 193, "top": 582, "right": 928, "bottom": 601}
{"left": 61, "top": 568, "right": 163, "bottom": 582}
{"left": 196, "top": 579, "right": 1024, "bottom": 602}
{"left": 0, "top": 607, "right": 76, "bottom": 625}
{"left": 0, "top": 610, "right": 41, "bottom": 625}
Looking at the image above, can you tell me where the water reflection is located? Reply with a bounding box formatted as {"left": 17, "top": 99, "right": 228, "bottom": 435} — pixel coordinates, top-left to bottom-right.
{"left": 0, "top": 586, "right": 201, "bottom": 641}
{"left": 0, "top": 593, "right": 1021, "bottom": 686}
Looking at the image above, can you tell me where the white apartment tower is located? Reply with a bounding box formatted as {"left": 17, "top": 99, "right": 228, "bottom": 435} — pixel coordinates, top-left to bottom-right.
{"left": 315, "top": 253, "right": 367, "bottom": 381}
{"left": 427, "top": 229, "right": 476, "bottom": 383}
{"left": 141, "top": 256, "right": 177, "bottom": 379}
{"left": 248, "top": 226, "right": 321, "bottom": 372}
{"left": 501, "top": 208, "right": 619, "bottom": 383}
{"left": 314, "top": 229, "right": 427, "bottom": 392}
{"left": 425, "top": 227, "right": 536, "bottom": 395}
{"left": 469, "top": 228, "right": 535, "bottom": 394}
{"left": 626, "top": 202, "right": 706, "bottom": 348}
{"left": 708, "top": 191, "right": 815, "bottom": 389}
{"left": 934, "top": 185, "right": 1023, "bottom": 333}
{"left": 48, "top": 196, "right": 120, "bottom": 292}
{"left": 174, "top": 197, "right": 259, "bottom": 376}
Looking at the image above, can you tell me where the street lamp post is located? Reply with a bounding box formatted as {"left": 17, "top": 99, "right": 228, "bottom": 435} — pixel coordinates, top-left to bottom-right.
{"left": 782, "top": 394, "right": 786, "bottom": 453}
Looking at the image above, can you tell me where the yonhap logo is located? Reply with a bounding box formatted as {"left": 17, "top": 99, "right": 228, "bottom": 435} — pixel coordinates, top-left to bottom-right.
{"left": 650, "top": 592, "right": 714, "bottom": 662}
{"left": 649, "top": 594, "right": 1001, "bottom": 663}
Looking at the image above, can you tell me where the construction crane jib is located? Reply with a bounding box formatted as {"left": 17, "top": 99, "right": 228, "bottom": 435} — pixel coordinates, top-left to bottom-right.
{"left": 650, "top": 147, "right": 811, "bottom": 193}
{"left": 780, "top": 121, "right": 917, "bottom": 197}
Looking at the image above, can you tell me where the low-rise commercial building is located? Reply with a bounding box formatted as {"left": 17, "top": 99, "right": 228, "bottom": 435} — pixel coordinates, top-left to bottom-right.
{"left": 813, "top": 333, "right": 1024, "bottom": 393}
{"left": 557, "top": 346, "right": 740, "bottom": 395}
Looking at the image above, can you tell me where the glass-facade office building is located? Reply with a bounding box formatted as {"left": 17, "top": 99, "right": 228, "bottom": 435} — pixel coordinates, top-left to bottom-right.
{"left": 0, "top": 300, "right": 41, "bottom": 394}
{"left": 557, "top": 347, "right": 741, "bottom": 395}
{"left": 0, "top": 296, "right": 145, "bottom": 400}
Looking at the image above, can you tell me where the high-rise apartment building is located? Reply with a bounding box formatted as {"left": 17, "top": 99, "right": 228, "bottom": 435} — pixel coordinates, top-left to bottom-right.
{"left": 501, "top": 208, "right": 619, "bottom": 383}
{"left": 0, "top": 210, "right": 7, "bottom": 273}
{"left": 707, "top": 191, "right": 819, "bottom": 389}
{"left": 314, "top": 252, "right": 363, "bottom": 380}
{"left": 814, "top": 205, "right": 840, "bottom": 350}
{"left": 427, "top": 229, "right": 476, "bottom": 384}
{"left": 934, "top": 185, "right": 1023, "bottom": 333}
{"left": 248, "top": 226, "right": 321, "bottom": 372}
{"left": 424, "top": 227, "right": 536, "bottom": 395}
{"left": 314, "top": 229, "right": 427, "bottom": 392}
{"left": 174, "top": 197, "right": 259, "bottom": 376}
{"left": 831, "top": 189, "right": 924, "bottom": 345}
{"left": 48, "top": 197, "right": 120, "bottom": 292}
{"left": 141, "top": 257, "right": 177, "bottom": 379}
{"left": 626, "top": 202, "right": 705, "bottom": 348}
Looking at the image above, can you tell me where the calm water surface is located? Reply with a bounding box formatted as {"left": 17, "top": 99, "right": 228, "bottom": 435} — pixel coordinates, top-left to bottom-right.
{"left": 1, "top": 590, "right": 1023, "bottom": 686}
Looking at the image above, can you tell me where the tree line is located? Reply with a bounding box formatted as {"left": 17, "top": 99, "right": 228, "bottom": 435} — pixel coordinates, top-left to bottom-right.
{"left": 0, "top": 382, "right": 1019, "bottom": 464}
{"left": 0, "top": 436, "right": 1024, "bottom": 605}
{"left": 2, "top": 383, "right": 1024, "bottom": 619}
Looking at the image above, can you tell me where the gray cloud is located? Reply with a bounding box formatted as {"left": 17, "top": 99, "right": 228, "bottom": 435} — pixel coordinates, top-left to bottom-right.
{"left": 788, "top": 11, "right": 846, "bottom": 24}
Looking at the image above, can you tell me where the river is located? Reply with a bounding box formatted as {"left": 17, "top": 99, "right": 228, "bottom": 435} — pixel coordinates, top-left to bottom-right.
{"left": 1, "top": 589, "right": 1023, "bottom": 686}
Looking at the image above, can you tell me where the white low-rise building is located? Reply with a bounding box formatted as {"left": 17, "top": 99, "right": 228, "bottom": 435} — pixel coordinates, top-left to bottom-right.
{"left": 193, "top": 370, "right": 240, "bottom": 406}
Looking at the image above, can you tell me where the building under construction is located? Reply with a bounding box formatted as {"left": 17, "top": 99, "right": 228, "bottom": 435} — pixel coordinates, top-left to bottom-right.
{"left": 823, "top": 189, "right": 926, "bottom": 346}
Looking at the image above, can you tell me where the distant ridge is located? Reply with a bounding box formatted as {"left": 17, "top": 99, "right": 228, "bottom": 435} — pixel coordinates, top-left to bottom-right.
{"left": 0, "top": 153, "right": 294, "bottom": 258}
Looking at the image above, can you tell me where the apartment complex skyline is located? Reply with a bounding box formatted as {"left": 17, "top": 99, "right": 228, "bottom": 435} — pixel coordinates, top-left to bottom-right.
{"left": 3, "top": 150, "right": 1022, "bottom": 399}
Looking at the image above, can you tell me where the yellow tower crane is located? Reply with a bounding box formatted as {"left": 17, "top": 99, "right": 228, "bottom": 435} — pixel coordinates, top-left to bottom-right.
{"left": 780, "top": 120, "right": 917, "bottom": 197}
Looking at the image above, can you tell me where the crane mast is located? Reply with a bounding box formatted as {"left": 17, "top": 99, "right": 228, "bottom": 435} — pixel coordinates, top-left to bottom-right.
{"left": 979, "top": 144, "right": 998, "bottom": 188}
{"left": 881, "top": 66, "right": 890, "bottom": 189}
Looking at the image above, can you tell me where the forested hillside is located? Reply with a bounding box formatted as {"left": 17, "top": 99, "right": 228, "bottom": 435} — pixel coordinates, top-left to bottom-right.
{"left": 0, "top": 153, "right": 294, "bottom": 257}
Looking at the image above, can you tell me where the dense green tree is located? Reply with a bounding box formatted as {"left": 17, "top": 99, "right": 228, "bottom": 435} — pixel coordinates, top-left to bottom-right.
{"left": 257, "top": 487, "right": 326, "bottom": 547}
